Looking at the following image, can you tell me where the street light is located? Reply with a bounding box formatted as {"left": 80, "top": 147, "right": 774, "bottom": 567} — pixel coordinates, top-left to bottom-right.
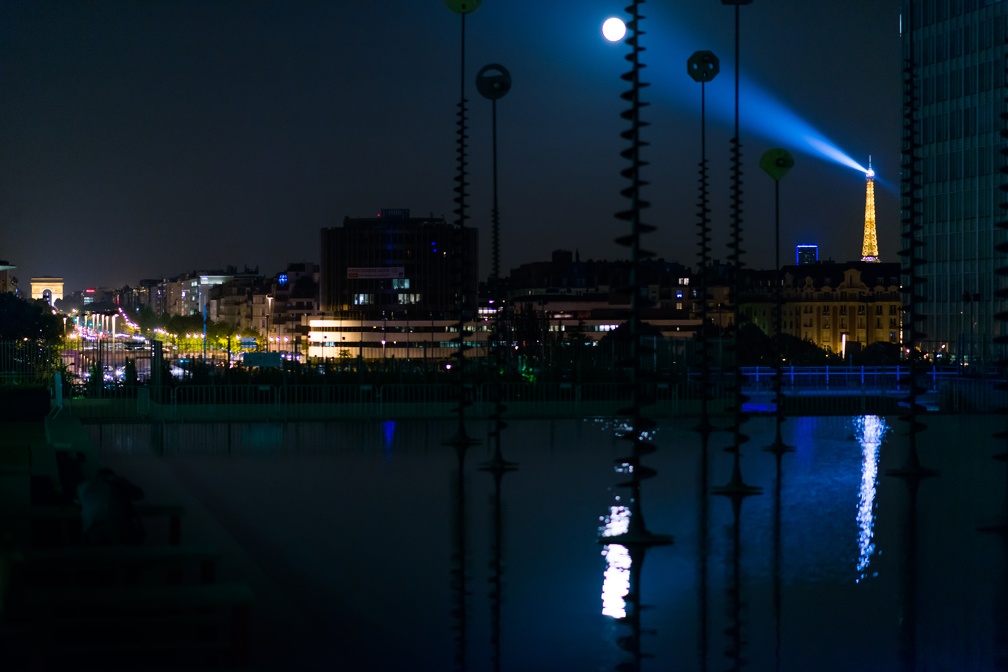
{"left": 266, "top": 295, "right": 273, "bottom": 352}
{"left": 760, "top": 147, "right": 795, "bottom": 454}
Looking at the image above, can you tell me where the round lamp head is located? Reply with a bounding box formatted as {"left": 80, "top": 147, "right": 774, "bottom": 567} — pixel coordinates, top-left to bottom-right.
{"left": 445, "top": 0, "right": 481, "bottom": 14}
{"left": 476, "top": 63, "right": 512, "bottom": 100}
{"left": 687, "top": 50, "right": 720, "bottom": 83}
{"left": 760, "top": 148, "right": 795, "bottom": 181}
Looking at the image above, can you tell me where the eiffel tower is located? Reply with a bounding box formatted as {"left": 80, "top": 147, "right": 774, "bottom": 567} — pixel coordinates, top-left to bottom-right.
{"left": 861, "top": 156, "right": 879, "bottom": 262}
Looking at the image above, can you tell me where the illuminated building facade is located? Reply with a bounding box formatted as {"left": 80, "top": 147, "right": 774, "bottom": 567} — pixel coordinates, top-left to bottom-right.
{"left": 319, "top": 209, "right": 478, "bottom": 320}
{"left": 743, "top": 262, "right": 902, "bottom": 355}
{"left": 266, "top": 262, "right": 320, "bottom": 354}
{"left": 902, "top": 0, "right": 1007, "bottom": 363}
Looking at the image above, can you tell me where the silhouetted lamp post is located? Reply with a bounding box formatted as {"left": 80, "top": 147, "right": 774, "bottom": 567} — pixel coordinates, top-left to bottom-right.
{"left": 476, "top": 62, "right": 517, "bottom": 474}
{"left": 688, "top": 49, "right": 719, "bottom": 434}
{"left": 759, "top": 147, "right": 794, "bottom": 454}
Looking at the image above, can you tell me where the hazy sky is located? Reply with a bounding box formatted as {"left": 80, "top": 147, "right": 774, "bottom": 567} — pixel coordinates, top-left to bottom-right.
{"left": 0, "top": 1, "right": 902, "bottom": 291}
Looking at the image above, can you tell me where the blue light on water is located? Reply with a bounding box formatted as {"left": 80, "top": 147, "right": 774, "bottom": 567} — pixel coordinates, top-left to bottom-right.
{"left": 382, "top": 420, "right": 395, "bottom": 459}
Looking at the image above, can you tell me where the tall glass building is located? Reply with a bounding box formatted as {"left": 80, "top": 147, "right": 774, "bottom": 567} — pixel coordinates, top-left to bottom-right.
{"left": 901, "top": 0, "right": 1006, "bottom": 364}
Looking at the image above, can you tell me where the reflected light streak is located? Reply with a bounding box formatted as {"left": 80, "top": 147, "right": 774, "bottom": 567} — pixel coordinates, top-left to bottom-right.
{"left": 600, "top": 503, "right": 632, "bottom": 618}
{"left": 382, "top": 420, "right": 395, "bottom": 461}
{"left": 855, "top": 415, "right": 886, "bottom": 582}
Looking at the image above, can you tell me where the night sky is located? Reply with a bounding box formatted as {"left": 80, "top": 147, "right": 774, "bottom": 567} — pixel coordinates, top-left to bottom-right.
{"left": 0, "top": 1, "right": 901, "bottom": 291}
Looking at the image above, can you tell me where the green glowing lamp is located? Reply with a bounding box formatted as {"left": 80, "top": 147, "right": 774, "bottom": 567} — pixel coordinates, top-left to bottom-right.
{"left": 445, "top": 0, "right": 481, "bottom": 13}
{"left": 760, "top": 148, "right": 794, "bottom": 182}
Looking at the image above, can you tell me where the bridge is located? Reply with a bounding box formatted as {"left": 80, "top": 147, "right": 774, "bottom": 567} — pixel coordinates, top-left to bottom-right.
{"left": 733, "top": 365, "right": 1002, "bottom": 413}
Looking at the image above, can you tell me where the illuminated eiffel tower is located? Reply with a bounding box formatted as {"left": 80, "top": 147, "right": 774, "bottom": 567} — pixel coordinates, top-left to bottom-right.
{"left": 861, "top": 156, "right": 879, "bottom": 262}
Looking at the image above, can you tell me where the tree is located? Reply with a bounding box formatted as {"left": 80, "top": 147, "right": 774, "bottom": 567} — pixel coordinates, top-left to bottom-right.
{"left": 0, "top": 293, "right": 64, "bottom": 343}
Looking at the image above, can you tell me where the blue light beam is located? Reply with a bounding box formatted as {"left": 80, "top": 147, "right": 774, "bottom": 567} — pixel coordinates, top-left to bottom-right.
{"left": 705, "top": 74, "right": 869, "bottom": 174}
{"left": 638, "top": 16, "right": 871, "bottom": 177}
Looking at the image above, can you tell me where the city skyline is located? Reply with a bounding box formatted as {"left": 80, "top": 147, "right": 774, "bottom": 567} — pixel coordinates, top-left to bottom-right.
{"left": 1, "top": 1, "right": 901, "bottom": 291}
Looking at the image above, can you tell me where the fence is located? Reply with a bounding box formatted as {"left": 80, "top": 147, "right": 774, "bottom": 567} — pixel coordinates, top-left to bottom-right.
{"left": 8, "top": 347, "right": 999, "bottom": 421}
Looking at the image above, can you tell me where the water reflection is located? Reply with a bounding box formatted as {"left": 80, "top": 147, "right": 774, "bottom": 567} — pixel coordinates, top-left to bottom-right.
{"left": 598, "top": 502, "right": 657, "bottom": 672}
{"left": 599, "top": 504, "right": 632, "bottom": 619}
{"left": 855, "top": 415, "right": 887, "bottom": 582}
{"left": 449, "top": 444, "right": 469, "bottom": 672}
{"left": 598, "top": 412, "right": 671, "bottom": 672}
{"left": 81, "top": 417, "right": 1008, "bottom": 669}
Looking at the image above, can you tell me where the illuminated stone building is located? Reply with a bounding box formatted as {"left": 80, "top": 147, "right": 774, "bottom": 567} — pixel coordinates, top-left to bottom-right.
{"left": 30, "top": 276, "right": 63, "bottom": 306}
{"left": 743, "top": 262, "right": 902, "bottom": 355}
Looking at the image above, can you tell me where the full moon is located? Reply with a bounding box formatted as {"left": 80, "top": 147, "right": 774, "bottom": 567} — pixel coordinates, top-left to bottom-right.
{"left": 602, "top": 17, "right": 626, "bottom": 42}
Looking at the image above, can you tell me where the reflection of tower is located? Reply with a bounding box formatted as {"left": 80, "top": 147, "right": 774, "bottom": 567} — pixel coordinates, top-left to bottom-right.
{"left": 862, "top": 158, "right": 879, "bottom": 262}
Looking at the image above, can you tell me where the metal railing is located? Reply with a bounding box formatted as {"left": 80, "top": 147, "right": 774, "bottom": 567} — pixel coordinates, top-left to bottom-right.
{"left": 48, "top": 364, "right": 1007, "bottom": 421}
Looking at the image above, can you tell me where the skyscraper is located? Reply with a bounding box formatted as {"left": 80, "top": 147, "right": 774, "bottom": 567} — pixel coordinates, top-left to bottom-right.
{"left": 901, "top": 0, "right": 1007, "bottom": 363}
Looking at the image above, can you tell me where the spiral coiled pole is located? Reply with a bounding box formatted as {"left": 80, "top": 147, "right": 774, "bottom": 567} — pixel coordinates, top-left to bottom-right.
{"left": 443, "top": 5, "right": 480, "bottom": 670}
{"left": 599, "top": 18, "right": 670, "bottom": 671}
{"left": 688, "top": 50, "right": 719, "bottom": 435}
{"left": 713, "top": 0, "right": 760, "bottom": 499}
{"left": 889, "top": 0, "right": 936, "bottom": 481}
{"left": 603, "top": 0, "right": 670, "bottom": 549}
{"left": 444, "top": 0, "right": 479, "bottom": 456}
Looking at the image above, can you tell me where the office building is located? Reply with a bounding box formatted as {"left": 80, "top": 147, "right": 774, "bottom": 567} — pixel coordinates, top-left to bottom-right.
{"left": 796, "top": 245, "right": 819, "bottom": 265}
{"left": 902, "top": 0, "right": 1007, "bottom": 363}
{"left": 319, "top": 209, "right": 478, "bottom": 320}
